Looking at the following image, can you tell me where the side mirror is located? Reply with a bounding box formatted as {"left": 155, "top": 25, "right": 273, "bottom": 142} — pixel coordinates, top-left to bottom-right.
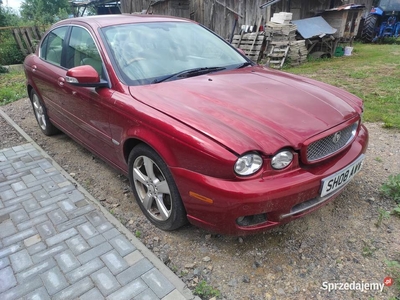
{"left": 66, "top": 65, "right": 108, "bottom": 88}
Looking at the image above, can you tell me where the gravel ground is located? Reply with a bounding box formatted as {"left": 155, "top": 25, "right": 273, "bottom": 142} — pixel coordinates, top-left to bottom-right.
{"left": 1, "top": 98, "right": 400, "bottom": 300}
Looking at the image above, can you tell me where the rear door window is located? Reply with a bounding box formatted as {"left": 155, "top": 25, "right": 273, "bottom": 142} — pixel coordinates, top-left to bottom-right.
{"left": 40, "top": 26, "right": 68, "bottom": 66}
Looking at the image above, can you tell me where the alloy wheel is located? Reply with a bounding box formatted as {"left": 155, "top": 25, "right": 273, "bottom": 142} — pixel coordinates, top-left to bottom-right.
{"left": 32, "top": 93, "right": 47, "bottom": 131}
{"left": 132, "top": 155, "right": 172, "bottom": 221}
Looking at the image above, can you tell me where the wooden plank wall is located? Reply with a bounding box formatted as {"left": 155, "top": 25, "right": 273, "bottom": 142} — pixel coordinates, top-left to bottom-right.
{"left": 121, "top": 0, "right": 374, "bottom": 39}
{"left": 273, "top": 0, "right": 373, "bottom": 20}
{"left": 191, "top": 0, "right": 270, "bottom": 39}
{"left": 120, "top": 0, "right": 270, "bottom": 39}
{"left": 204, "top": 0, "right": 373, "bottom": 38}
{"left": 121, "top": 0, "right": 189, "bottom": 17}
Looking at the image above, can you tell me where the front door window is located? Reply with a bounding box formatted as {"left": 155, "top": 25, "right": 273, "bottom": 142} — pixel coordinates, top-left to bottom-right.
{"left": 66, "top": 27, "right": 103, "bottom": 76}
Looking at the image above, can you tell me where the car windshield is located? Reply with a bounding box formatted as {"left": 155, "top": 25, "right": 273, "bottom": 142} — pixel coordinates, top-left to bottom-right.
{"left": 101, "top": 21, "right": 248, "bottom": 86}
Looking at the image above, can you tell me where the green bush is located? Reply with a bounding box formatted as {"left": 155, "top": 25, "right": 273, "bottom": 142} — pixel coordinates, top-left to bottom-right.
{"left": 0, "top": 65, "right": 8, "bottom": 73}
{"left": 0, "top": 36, "right": 25, "bottom": 65}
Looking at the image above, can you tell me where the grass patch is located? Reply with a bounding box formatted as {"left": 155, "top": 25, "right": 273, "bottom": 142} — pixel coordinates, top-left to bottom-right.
{"left": 385, "top": 259, "right": 400, "bottom": 292}
{"left": 362, "top": 240, "right": 377, "bottom": 257}
{"left": 286, "top": 43, "right": 400, "bottom": 128}
{"left": 393, "top": 205, "right": 400, "bottom": 217}
{"left": 0, "top": 69, "right": 27, "bottom": 106}
{"left": 375, "top": 208, "right": 390, "bottom": 227}
{"left": 193, "top": 280, "right": 221, "bottom": 299}
{"left": 381, "top": 174, "right": 400, "bottom": 203}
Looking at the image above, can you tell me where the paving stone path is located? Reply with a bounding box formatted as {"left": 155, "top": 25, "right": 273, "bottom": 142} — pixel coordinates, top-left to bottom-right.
{"left": 0, "top": 141, "right": 196, "bottom": 300}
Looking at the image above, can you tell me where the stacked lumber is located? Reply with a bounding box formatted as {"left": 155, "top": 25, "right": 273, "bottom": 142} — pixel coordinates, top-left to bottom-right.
{"left": 264, "top": 22, "right": 308, "bottom": 68}
{"left": 264, "top": 22, "right": 297, "bottom": 42}
{"left": 264, "top": 22, "right": 297, "bottom": 68}
{"left": 288, "top": 40, "right": 308, "bottom": 66}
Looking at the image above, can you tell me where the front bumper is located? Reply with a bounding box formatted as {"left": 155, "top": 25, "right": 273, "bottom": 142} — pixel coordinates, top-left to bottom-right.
{"left": 172, "top": 125, "right": 369, "bottom": 235}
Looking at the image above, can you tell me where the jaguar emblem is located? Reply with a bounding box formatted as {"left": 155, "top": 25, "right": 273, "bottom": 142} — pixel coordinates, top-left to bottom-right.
{"left": 332, "top": 131, "right": 341, "bottom": 144}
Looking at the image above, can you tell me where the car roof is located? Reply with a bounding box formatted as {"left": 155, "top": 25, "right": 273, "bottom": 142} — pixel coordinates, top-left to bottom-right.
{"left": 54, "top": 14, "right": 193, "bottom": 29}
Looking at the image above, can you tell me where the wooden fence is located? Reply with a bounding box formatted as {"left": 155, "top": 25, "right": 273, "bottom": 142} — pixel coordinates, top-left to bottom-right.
{"left": 0, "top": 26, "right": 47, "bottom": 56}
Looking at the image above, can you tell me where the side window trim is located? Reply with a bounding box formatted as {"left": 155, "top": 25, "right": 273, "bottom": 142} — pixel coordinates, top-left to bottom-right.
{"left": 60, "top": 26, "right": 72, "bottom": 68}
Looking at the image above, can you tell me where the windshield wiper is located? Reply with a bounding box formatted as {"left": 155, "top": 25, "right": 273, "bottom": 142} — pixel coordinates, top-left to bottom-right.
{"left": 152, "top": 67, "right": 226, "bottom": 84}
{"left": 237, "top": 62, "right": 252, "bottom": 69}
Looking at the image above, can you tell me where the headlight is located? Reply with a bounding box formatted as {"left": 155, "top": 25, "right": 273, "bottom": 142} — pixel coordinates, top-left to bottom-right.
{"left": 234, "top": 153, "right": 263, "bottom": 176}
{"left": 271, "top": 150, "right": 293, "bottom": 170}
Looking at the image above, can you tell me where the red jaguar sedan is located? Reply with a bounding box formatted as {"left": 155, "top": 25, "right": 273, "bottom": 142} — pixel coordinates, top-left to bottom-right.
{"left": 24, "top": 15, "right": 368, "bottom": 235}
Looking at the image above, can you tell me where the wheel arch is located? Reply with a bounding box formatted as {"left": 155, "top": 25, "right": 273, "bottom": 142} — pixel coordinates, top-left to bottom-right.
{"left": 27, "top": 84, "right": 34, "bottom": 101}
{"left": 112, "top": 86, "right": 241, "bottom": 178}
{"left": 120, "top": 116, "right": 239, "bottom": 179}
{"left": 123, "top": 137, "right": 143, "bottom": 163}
{"left": 122, "top": 132, "right": 180, "bottom": 169}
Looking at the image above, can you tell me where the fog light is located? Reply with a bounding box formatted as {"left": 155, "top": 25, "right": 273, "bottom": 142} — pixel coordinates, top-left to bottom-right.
{"left": 237, "top": 216, "right": 245, "bottom": 223}
{"left": 236, "top": 214, "right": 267, "bottom": 226}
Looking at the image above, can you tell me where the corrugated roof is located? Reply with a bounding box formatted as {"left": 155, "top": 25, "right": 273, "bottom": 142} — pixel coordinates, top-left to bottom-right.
{"left": 292, "top": 16, "right": 337, "bottom": 39}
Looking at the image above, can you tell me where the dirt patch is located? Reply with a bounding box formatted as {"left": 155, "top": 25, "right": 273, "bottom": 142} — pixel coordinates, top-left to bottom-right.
{"left": 0, "top": 113, "right": 25, "bottom": 149}
{"left": 2, "top": 98, "right": 400, "bottom": 300}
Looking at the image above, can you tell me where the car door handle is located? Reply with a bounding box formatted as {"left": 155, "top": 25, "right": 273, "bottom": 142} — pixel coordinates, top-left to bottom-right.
{"left": 58, "top": 77, "right": 65, "bottom": 87}
{"left": 32, "top": 65, "right": 37, "bottom": 73}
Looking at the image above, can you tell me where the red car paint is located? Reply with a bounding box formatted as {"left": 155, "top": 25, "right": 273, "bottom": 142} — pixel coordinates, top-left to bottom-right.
{"left": 24, "top": 15, "right": 368, "bottom": 235}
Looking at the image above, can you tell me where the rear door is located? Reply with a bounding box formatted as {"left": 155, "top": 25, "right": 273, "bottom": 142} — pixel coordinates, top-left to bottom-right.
{"left": 30, "top": 26, "right": 70, "bottom": 126}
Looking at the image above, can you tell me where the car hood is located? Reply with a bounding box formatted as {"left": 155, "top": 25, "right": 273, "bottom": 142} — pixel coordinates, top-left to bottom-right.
{"left": 129, "top": 66, "right": 362, "bottom": 155}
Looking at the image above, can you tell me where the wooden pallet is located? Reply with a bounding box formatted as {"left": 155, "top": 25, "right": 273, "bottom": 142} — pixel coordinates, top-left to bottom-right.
{"left": 266, "top": 45, "right": 290, "bottom": 69}
{"left": 231, "top": 33, "right": 265, "bottom": 62}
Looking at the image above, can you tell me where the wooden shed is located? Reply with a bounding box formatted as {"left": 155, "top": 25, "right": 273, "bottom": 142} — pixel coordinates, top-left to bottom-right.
{"left": 120, "top": 0, "right": 373, "bottom": 39}
{"left": 121, "top": 0, "right": 190, "bottom": 18}
{"left": 321, "top": 6, "right": 365, "bottom": 41}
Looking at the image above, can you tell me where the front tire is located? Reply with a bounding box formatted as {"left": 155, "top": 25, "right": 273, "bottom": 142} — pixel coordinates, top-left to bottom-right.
{"left": 361, "top": 14, "right": 379, "bottom": 43}
{"left": 30, "top": 90, "right": 60, "bottom": 136}
{"left": 128, "top": 144, "right": 187, "bottom": 231}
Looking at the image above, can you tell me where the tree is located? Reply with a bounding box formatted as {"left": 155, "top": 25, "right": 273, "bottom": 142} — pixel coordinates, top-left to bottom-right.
{"left": 0, "top": 2, "right": 25, "bottom": 65}
{"left": 0, "top": 2, "right": 21, "bottom": 27}
{"left": 20, "top": 0, "right": 71, "bottom": 25}
{"left": 0, "top": 0, "right": 6, "bottom": 27}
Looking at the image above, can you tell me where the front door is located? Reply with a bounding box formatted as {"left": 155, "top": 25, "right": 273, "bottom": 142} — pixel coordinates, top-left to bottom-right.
{"left": 59, "top": 26, "right": 116, "bottom": 162}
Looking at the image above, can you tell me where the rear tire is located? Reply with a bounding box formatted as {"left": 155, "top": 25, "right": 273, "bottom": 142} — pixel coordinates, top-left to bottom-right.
{"left": 128, "top": 144, "right": 187, "bottom": 231}
{"left": 361, "top": 14, "right": 379, "bottom": 43}
{"left": 30, "top": 90, "right": 60, "bottom": 136}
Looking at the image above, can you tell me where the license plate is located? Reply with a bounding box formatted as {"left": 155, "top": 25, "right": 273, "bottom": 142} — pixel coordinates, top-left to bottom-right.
{"left": 320, "top": 154, "right": 365, "bottom": 197}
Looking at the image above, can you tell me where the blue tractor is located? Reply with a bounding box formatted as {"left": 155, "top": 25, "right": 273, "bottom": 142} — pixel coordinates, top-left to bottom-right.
{"left": 361, "top": 0, "right": 400, "bottom": 42}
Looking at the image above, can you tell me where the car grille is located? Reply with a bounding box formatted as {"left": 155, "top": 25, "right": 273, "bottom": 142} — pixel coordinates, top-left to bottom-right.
{"left": 307, "top": 121, "right": 359, "bottom": 162}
